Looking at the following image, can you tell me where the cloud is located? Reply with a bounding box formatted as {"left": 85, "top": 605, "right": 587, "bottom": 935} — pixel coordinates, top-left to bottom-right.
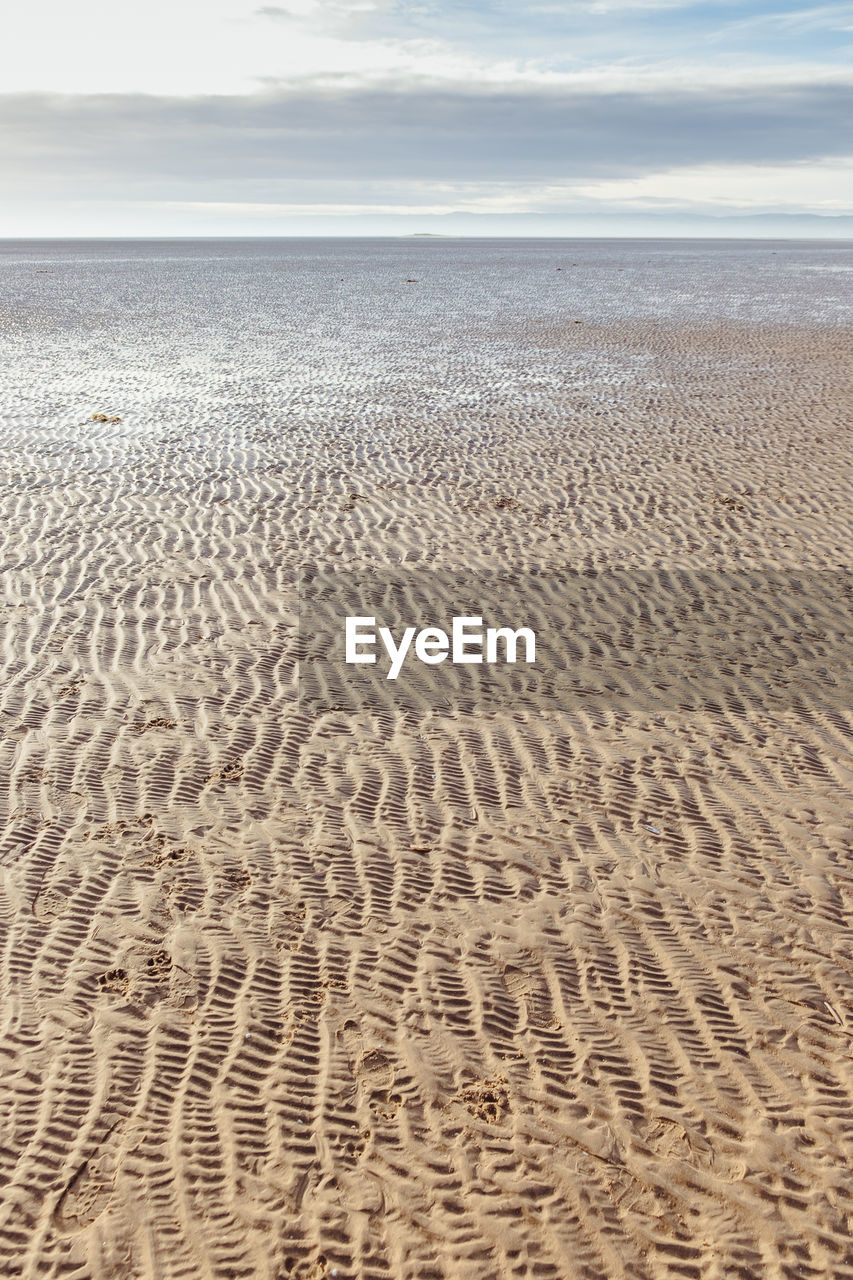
{"left": 726, "top": 2, "right": 853, "bottom": 32}
{"left": 583, "top": 0, "right": 710, "bottom": 10}
{"left": 253, "top": 0, "right": 390, "bottom": 27}
{"left": 1, "top": 2, "right": 849, "bottom": 234}
{"left": 3, "top": 0, "right": 851, "bottom": 98}
{"left": 573, "top": 158, "right": 853, "bottom": 212}
{"left": 0, "top": 83, "right": 849, "bottom": 199}
{"left": 156, "top": 158, "right": 853, "bottom": 214}
{"left": 1, "top": 74, "right": 849, "bottom": 235}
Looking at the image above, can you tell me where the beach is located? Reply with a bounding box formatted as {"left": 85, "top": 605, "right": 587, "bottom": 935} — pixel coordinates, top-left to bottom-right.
{"left": 0, "top": 238, "right": 851, "bottom": 1279}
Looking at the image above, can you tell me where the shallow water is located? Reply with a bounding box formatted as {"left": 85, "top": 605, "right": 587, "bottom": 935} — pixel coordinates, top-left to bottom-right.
{"left": 1, "top": 236, "right": 850, "bottom": 486}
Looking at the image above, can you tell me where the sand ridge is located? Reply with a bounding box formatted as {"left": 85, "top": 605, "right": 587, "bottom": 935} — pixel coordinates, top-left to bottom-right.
{"left": 0, "top": 239, "right": 852, "bottom": 1279}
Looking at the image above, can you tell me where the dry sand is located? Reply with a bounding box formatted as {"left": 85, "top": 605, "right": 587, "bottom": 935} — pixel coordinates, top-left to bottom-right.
{"left": 0, "top": 244, "right": 852, "bottom": 1279}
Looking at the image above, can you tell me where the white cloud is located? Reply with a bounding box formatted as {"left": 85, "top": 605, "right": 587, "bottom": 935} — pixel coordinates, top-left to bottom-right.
{"left": 715, "top": 3, "right": 853, "bottom": 39}
{"left": 2, "top": 0, "right": 852, "bottom": 97}
{"left": 572, "top": 158, "right": 853, "bottom": 212}
{"left": 1, "top": 2, "right": 850, "bottom": 233}
{"left": 157, "top": 161, "right": 853, "bottom": 217}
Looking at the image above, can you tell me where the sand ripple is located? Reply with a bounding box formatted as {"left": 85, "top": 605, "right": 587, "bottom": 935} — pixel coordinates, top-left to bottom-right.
{"left": 0, "top": 240, "right": 852, "bottom": 1279}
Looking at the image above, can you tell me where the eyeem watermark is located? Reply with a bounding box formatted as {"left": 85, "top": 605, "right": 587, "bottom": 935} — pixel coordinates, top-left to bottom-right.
{"left": 299, "top": 565, "right": 852, "bottom": 718}
{"left": 345, "top": 616, "right": 536, "bottom": 680}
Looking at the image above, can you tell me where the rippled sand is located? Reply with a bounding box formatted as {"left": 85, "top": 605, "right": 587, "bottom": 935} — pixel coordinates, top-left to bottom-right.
{"left": 1, "top": 239, "right": 852, "bottom": 1280}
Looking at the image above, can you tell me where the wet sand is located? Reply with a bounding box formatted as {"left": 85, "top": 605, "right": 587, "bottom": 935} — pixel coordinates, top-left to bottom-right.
{"left": 0, "top": 241, "right": 852, "bottom": 1279}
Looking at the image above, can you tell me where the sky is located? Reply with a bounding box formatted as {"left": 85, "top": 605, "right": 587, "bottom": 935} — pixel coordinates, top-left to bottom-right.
{"left": 1, "top": 0, "right": 851, "bottom": 236}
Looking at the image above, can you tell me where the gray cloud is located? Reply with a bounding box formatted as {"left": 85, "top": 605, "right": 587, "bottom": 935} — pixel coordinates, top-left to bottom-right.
{"left": 254, "top": 6, "right": 300, "bottom": 18}
{"left": 1, "top": 84, "right": 849, "bottom": 201}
